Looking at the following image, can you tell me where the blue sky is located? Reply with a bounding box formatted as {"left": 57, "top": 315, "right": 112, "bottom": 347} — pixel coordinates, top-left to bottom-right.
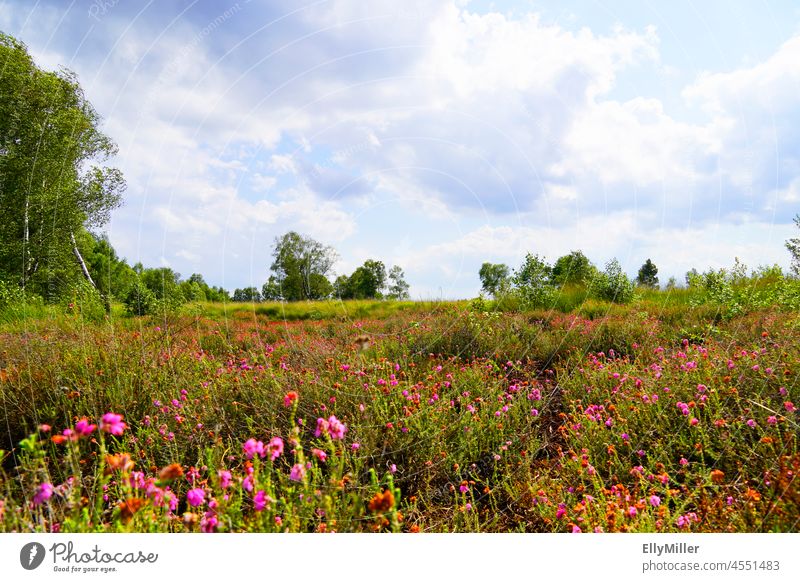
{"left": 2, "top": 0, "right": 799, "bottom": 297}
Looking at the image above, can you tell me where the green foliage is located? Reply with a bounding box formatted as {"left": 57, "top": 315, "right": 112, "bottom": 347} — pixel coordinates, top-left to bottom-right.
{"left": 0, "top": 32, "right": 125, "bottom": 296}
{"left": 478, "top": 262, "right": 510, "bottom": 297}
{"left": 591, "top": 258, "right": 635, "bottom": 303}
{"left": 61, "top": 280, "right": 107, "bottom": 322}
{"left": 636, "top": 258, "right": 659, "bottom": 288}
{"left": 123, "top": 279, "right": 156, "bottom": 316}
{"left": 550, "top": 251, "right": 595, "bottom": 287}
{"left": 233, "top": 287, "right": 262, "bottom": 302}
{"left": 265, "top": 231, "right": 337, "bottom": 301}
{"left": 386, "top": 266, "right": 410, "bottom": 300}
{"left": 512, "top": 253, "right": 554, "bottom": 308}
{"left": 787, "top": 214, "right": 800, "bottom": 276}
{"left": 336, "top": 259, "right": 387, "bottom": 299}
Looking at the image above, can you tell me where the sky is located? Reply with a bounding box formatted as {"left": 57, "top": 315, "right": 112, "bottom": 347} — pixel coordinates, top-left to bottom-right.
{"left": 1, "top": 0, "right": 799, "bottom": 298}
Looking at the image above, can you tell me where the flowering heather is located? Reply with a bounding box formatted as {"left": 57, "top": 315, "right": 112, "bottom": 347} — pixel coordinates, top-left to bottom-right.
{"left": 0, "top": 300, "right": 797, "bottom": 532}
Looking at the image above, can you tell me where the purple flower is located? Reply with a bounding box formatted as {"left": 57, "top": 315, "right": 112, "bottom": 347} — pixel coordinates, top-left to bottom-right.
{"left": 74, "top": 418, "right": 96, "bottom": 436}
{"left": 266, "top": 437, "right": 284, "bottom": 461}
{"left": 100, "top": 413, "right": 126, "bottom": 436}
{"left": 243, "top": 438, "right": 265, "bottom": 460}
{"left": 186, "top": 488, "right": 205, "bottom": 507}
{"left": 253, "top": 490, "right": 272, "bottom": 512}
{"left": 218, "top": 470, "right": 232, "bottom": 489}
{"left": 289, "top": 463, "right": 306, "bottom": 482}
{"left": 33, "top": 483, "right": 54, "bottom": 506}
{"left": 649, "top": 495, "right": 661, "bottom": 507}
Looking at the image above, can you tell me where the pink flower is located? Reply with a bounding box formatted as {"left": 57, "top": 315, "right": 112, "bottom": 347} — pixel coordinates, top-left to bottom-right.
{"left": 628, "top": 506, "right": 637, "bottom": 517}
{"left": 767, "top": 416, "right": 778, "bottom": 425}
{"left": 186, "top": 488, "right": 205, "bottom": 507}
{"left": 571, "top": 525, "right": 582, "bottom": 533}
{"left": 328, "top": 415, "right": 347, "bottom": 440}
{"left": 243, "top": 438, "right": 265, "bottom": 460}
{"left": 746, "top": 419, "right": 756, "bottom": 428}
{"left": 266, "top": 437, "right": 284, "bottom": 461}
{"left": 100, "top": 413, "right": 126, "bottom": 436}
{"left": 311, "top": 448, "right": 327, "bottom": 462}
{"left": 649, "top": 495, "right": 661, "bottom": 507}
{"left": 33, "top": 482, "right": 54, "bottom": 506}
{"left": 351, "top": 442, "right": 361, "bottom": 451}
{"left": 218, "top": 470, "right": 232, "bottom": 489}
{"left": 289, "top": 463, "right": 306, "bottom": 482}
{"left": 75, "top": 418, "right": 96, "bottom": 436}
{"left": 39, "top": 424, "right": 51, "bottom": 433}
{"left": 679, "top": 457, "right": 689, "bottom": 466}
{"left": 314, "top": 417, "right": 329, "bottom": 438}
{"left": 690, "top": 417, "right": 699, "bottom": 426}
{"left": 253, "top": 490, "right": 272, "bottom": 512}
{"left": 784, "top": 401, "right": 796, "bottom": 413}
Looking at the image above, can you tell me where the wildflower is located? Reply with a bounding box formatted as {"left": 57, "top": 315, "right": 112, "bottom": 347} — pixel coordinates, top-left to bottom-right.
{"left": 100, "top": 413, "right": 126, "bottom": 436}
{"left": 621, "top": 433, "right": 630, "bottom": 442}
{"left": 186, "top": 488, "right": 205, "bottom": 507}
{"left": 784, "top": 401, "right": 796, "bottom": 413}
{"left": 628, "top": 506, "right": 637, "bottom": 517}
{"left": 679, "top": 457, "right": 689, "bottom": 466}
{"left": 710, "top": 469, "right": 725, "bottom": 484}
{"left": 328, "top": 415, "right": 347, "bottom": 440}
{"left": 389, "top": 464, "right": 397, "bottom": 474}
{"left": 118, "top": 497, "right": 146, "bottom": 524}
{"left": 283, "top": 391, "right": 298, "bottom": 407}
{"left": 746, "top": 419, "right": 757, "bottom": 428}
{"left": 33, "top": 483, "right": 54, "bottom": 506}
{"left": 464, "top": 503, "right": 473, "bottom": 512}
{"left": 218, "top": 470, "right": 232, "bottom": 489}
{"left": 266, "top": 437, "right": 284, "bottom": 461}
{"left": 368, "top": 489, "right": 395, "bottom": 512}
{"left": 243, "top": 438, "right": 265, "bottom": 460}
{"left": 74, "top": 418, "right": 96, "bottom": 436}
{"left": 312, "top": 448, "right": 327, "bottom": 462}
{"left": 289, "top": 463, "right": 306, "bottom": 482}
{"left": 351, "top": 442, "right": 361, "bottom": 451}
{"left": 105, "top": 453, "right": 134, "bottom": 475}
{"left": 39, "top": 424, "right": 51, "bottom": 433}
{"left": 459, "top": 482, "right": 469, "bottom": 494}
{"left": 690, "top": 417, "right": 699, "bottom": 426}
{"left": 649, "top": 495, "right": 661, "bottom": 507}
{"left": 571, "top": 525, "right": 582, "bottom": 533}
{"left": 275, "top": 516, "right": 283, "bottom": 526}
{"left": 253, "top": 490, "right": 272, "bottom": 512}
{"left": 767, "top": 416, "right": 778, "bottom": 425}
{"left": 314, "top": 417, "right": 329, "bottom": 438}
{"left": 158, "top": 463, "right": 184, "bottom": 482}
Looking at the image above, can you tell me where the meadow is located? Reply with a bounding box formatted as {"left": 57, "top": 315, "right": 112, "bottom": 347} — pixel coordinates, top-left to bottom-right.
{"left": 0, "top": 292, "right": 797, "bottom": 533}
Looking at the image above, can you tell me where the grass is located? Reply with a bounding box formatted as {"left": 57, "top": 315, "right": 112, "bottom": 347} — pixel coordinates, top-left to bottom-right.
{"left": 0, "top": 294, "right": 797, "bottom": 532}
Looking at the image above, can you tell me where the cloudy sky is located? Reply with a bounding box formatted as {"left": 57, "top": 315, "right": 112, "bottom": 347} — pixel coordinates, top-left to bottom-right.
{"left": 2, "top": 0, "right": 799, "bottom": 297}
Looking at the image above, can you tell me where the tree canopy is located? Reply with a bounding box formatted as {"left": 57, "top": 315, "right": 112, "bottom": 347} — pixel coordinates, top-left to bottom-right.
{"left": 262, "top": 231, "right": 337, "bottom": 301}
{"left": 0, "top": 33, "right": 125, "bottom": 297}
{"left": 636, "top": 259, "right": 659, "bottom": 288}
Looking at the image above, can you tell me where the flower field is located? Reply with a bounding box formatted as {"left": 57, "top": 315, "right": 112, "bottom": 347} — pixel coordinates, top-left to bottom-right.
{"left": 0, "top": 300, "right": 797, "bottom": 532}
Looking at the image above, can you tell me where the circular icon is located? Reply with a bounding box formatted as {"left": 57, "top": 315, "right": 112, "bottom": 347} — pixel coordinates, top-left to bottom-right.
{"left": 20, "top": 542, "right": 46, "bottom": 570}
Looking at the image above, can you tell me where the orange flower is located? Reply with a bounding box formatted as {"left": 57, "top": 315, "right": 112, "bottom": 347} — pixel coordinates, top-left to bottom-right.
{"left": 158, "top": 463, "right": 184, "bottom": 482}
{"left": 710, "top": 469, "right": 725, "bottom": 484}
{"left": 118, "top": 497, "right": 146, "bottom": 524}
{"left": 368, "top": 489, "right": 395, "bottom": 513}
{"left": 105, "top": 453, "right": 134, "bottom": 475}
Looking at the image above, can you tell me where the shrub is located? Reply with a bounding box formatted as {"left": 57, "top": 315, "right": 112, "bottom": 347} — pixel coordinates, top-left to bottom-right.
{"left": 591, "top": 259, "right": 635, "bottom": 303}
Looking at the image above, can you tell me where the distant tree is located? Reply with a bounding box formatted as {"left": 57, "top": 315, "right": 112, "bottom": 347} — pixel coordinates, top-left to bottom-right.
{"left": 478, "top": 262, "right": 510, "bottom": 297}
{"left": 233, "top": 287, "right": 261, "bottom": 302}
{"left": 636, "top": 259, "right": 659, "bottom": 288}
{"left": 208, "top": 286, "right": 231, "bottom": 302}
{"left": 787, "top": 214, "right": 800, "bottom": 276}
{"left": 550, "top": 251, "right": 595, "bottom": 287}
{"left": 140, "top": 267, "right": 182, "bottom": 301}
{"left": 591, "top": 258, "right": 635, "bottom": 303}
{"left": 343, "top": 259, "right": 387, "bottom": 299}
{"left": 386, "top": 265, "right": 410, "bottom": 299}
{"left": 265, "top": 231, "right": 336, "bottom": 301}
{"left": 685, "top": 268, "right": 700, "bottom": 287}
{"left": 665, "top": 276, "right": 678, "bottom": 290}
{"left": 512, "top": 253, "right": 553, "bottom": 306}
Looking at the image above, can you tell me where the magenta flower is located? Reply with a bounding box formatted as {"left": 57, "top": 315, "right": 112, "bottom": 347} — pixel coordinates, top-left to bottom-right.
{"left": 571, "top": 525, "right": 581, "bottom": 533}
{"left": 74, "top": 418, "right": 96, "bottom": 436}
{"left": 679, "top": 457, "right": 689, "bottom": 466}
{"left": 33, "top": 482, "right": 54, "bottom": 506}
{"left": 100, "top": 413, "right": 126, "bottom": 436}
{"left": 311, "top": 448, "right": 327, "bottom": 462}
{"left": 767, "top": 416, "right": 778, "bottom": 425}
{"left": 253, "top": 490, "right": 272, "bottom": 512}
{"left": 218, "top": 470, "right": 232, "bottom": 489}
{"left": 746, "top": 419, "right": 757, "bottom": 428}
{"left": 628, "top": 506, "right": 637, "bottom": 517}
{"left": 186, "top": 488, "right": 205, "bottom": 507}
{"left": 784, "top": 401, "right": 796, "bottom": 413}
{"left": 289, "top": 463, "right": 306, "bottom": 482}
{"left": 649, "top": 495, "right": 661, "bottom": 507}
{"left": 243, "top": 438, "right": 265, "bottom": 460}
{"left": 266, "top": 437, "right": 284, "bottom": 461}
